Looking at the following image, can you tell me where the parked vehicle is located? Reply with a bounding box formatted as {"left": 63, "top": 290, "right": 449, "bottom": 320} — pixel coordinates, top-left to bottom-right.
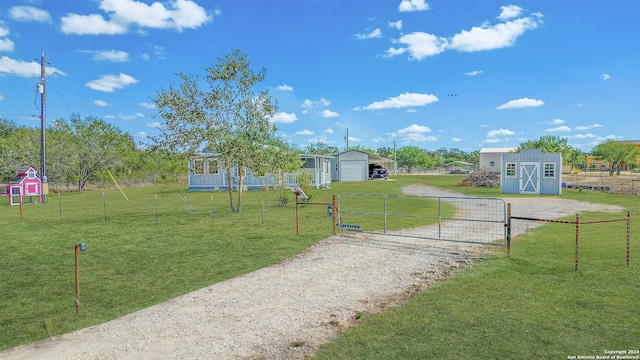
{"left": 369, "top": 164, "right": 388, "bottom": 180}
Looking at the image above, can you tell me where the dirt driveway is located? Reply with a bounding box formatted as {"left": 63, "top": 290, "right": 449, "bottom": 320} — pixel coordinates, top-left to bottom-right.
{"left": 1, "top": 184, "right": 625, "bottom": 360}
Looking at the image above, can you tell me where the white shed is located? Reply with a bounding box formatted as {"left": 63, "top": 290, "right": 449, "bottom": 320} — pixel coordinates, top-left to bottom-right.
{"left": 331, "top": 150, "right": 397, "bottom": 182}
{"left": 479, "top": 147, "right": 517, "bottom": 173}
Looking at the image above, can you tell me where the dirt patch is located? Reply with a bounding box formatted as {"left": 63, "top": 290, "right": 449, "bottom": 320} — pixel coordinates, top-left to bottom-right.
{"left": 1, "top": 184, "right": 624, "bottom": 360}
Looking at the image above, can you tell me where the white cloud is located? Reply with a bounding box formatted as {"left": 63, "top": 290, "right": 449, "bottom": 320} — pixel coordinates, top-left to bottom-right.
{"left": 356, "top": 28, "right": 382, "bottom": 39}
{"left": 574, "top": 123, "right": 603, "bottom": 131}
{"left": 487, "top": 128, "right": 514, "bottom": 137}
{"left": 399, "top": 0, "right": 430, "bottom": 12}
{"left": 465, "top": 70, "right": 483, "bottom": 76}
{"left": 384, "top": 47, "right": 406, "bottom": 57}
{"left": 601, "top": 73, "right": 611, "bottom": 80}
{"left": 306, "top": 137, "right": 327, "bottom": 144}
{"left": 568, "top": 133, "right": 597, "bottom": 139}
{"left": 9, "top": 6, "right": 51, "bottom": 22}
{"left": 325, "top": 128, "right": 334, "bottom": 134}
{"left": 61, "top": 14, "right": 127, "bottom": 35}
{"left": 449, "top": 16, "right": 541, "bottom": 52}
{"left": 139, "top": 102, "right": 156, "bottom": 109}
{"left": 550, "top": 118, "right": 565, "bottom": 124}
{"left": 372, "top": 137, "right": 387, "bottom": 143}
{"left": 92, "top": 49, "right": 130, "bottom": 62}
{"left": 301, "top": 98, "right": 331, "bottom": 109}
{"left": 392, "top": 124, "right": 437, "bottom": 143}
{"left": 355, "top": 92, "right": 438, "bottom": 111}
{"left": 119, "top": 112, "right": 145, "bottom": 120}
{"left": 452, "top": 137, "right": 463, "bottom": 142}
{"left": 391, "top": 32, "right": 448, "bottom": 60}
{"left": 544, "top": 126, "right": 571, "bottom": 132}
{"left": 94, "top": 100, "right": 108, "bottom": 106}
{"left": 136, "top": 131, "right": 147, "bottom": 137}
{"left": 61, "top": 0, "right": 212, "bottom": 35}
{"left": 497, "top": 5, "right": 523, "bottom": 20}
{"left": 276, "top": 84, "right": 293, "bottom": 91}
{"left": 496, "top": 97, "right": 544, "bottom": 109}
{"left": 0, "top": 56, "right": 66, "bottom": 77}
{"left": 0, "top": 38, "right": 14, "bottom": 52}
{"left": 388, "top": 20, "right": 402, "bottom": 30}
{"left": 0, "top": 93, "right": 4, "bottom": 101}
{"left": 86, "top": 73, "right": 138, "bottom": 92}
{"left": 483, "top": 138, "right": 504, "bottom": 144}
{"left": 269, "top": 112, "right": 298, "bottom": 124}
{"left": 320, "top": 110, "right": 339, "bottom": 118}
{"left": 296, "top": 129, "right": 314, "bottom": 136}
{"left": 146, "top": 121, "right": 162, "bottom": 128}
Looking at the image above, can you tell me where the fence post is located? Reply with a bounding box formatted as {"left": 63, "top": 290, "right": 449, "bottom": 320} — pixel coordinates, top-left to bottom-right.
{"left": 627, "top": 210, "right": 631, "bottom": 266}
{"left": 332, "top": 195, "right": 337, "bottom": 235}
{"left": 506, "top": 203, "right": 511, "bottom": 257}
{"left": 574, "top": 213, "right": 580, "bottom": 271}
{"left": 295, "top": 196, "right": 299, "bottom": 236}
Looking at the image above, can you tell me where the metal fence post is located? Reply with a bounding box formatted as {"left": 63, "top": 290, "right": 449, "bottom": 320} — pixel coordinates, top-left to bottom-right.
{"left": 507, "top": 203, "right": 511, "bottom": 257}
{"left": 574, "top": 213, "right": 580, "bottom": 271}
{"left": 627, "top": 210, "right": 631, "bottom": 266}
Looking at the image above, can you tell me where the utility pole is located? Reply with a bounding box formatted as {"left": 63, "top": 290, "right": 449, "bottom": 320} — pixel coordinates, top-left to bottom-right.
{"left": 38, "top": 48, "right": 48, "bottom": 202}
{"left": 345, "top": 128, "right": 349, "bottom": 150}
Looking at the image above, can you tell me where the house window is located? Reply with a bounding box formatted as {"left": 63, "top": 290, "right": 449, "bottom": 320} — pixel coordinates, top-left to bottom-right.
{"left": 505, "top": 163, "right": 516, "bottom": 178}
{"left": 206, "top": 159, "right": 218, "bottom": 175}
{"left": 489, "top": 161, "right": 495, "bottom": 167}
{"left": 544, "top": 163, "right": 556, "bottom": 178}
{"left": 193, "top": 159, "right": 205, "bottom": 175}
{"left": 27, "top": 171, "right": 35, "bottom": 179}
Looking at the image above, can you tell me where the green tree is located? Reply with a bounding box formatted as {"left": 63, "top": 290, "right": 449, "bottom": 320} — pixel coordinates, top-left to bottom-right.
{"left": 304, "top": 142, "right": 338, "bottom": 155}
{"left": 0, "top": 126, "right": 40, "bottom": 182}
{"left": 519, "top": 135, "right": 575, "bottom": 165}
{"left": 396, "top": 146, "right": 435, "bottom": 172}
{"left": 57, "top": 115, "right": 135, "bottom": 192}
{"left": 591, "top": 140, "right": 640, "bottom": 175}
{"left": 376, "top": 147, "right": 394, "bottom": 158}
{"left": 256, "top": 138, "right": 303, "bottom": 206}
{"left": 154, "top": 49, "right": 278, "bottom": 213}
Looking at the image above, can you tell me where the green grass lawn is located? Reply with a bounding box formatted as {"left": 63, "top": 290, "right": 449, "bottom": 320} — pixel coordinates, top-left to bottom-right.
{"left": 2, "top": 175, "right": 638, "bottom": 358}
{"left": 0, "top": 177, "right": 427, "bottom": 350}
{"left": 314, "top": 177, "right": 640, "bottom": 359}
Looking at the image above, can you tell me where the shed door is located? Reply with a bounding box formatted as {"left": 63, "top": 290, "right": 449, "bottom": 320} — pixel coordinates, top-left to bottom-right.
{"left": 340, "top": 160, "right": 367, "bottom": 182}
{"left": 519, "top": 162, "right": 540, "bottom": 194}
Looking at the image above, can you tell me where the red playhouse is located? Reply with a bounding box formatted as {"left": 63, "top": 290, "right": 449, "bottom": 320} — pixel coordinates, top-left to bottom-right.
{"left": 0, "top": 167, "right": 43, "bottom": 206}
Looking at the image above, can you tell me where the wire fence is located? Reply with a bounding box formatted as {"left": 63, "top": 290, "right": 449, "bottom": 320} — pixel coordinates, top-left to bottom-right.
{"left": 563, "top": 173, "right": 640, "bottom": 196}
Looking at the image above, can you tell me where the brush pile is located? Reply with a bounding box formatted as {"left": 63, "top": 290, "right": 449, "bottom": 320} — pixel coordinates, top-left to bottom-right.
{"left": 460, "top": 168, "right": 500, "bottom": 187}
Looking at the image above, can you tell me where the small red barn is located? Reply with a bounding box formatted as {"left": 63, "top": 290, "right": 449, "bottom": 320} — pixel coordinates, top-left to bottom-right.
{"left": 6, "top": 167, "right": 43, "bottom": 205}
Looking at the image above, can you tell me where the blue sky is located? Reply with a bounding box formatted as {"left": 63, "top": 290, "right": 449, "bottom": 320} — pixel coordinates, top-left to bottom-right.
{"left": 1, "top": 0, "right": 638, "bottom": 153}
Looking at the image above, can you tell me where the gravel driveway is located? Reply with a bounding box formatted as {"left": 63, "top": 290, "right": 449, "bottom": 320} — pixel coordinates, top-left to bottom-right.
{"left": 1, "top": 185, "right": 624, "bottom": 360}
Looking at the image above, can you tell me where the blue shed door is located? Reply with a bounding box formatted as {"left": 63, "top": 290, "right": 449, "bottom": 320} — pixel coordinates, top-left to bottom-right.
{"left": 519, "top": 162, "right": 540, "bottom": 194}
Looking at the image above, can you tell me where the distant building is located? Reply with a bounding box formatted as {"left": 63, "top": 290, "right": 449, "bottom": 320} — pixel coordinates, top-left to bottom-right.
{"left": 585, "top": 140, "right": 640, "bottom": 171}
{"left": 479, "top": 147, "right": 517, "bottom": 173}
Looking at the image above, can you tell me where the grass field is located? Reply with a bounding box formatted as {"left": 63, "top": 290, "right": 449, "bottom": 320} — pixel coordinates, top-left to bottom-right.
{"left": 1, "top": 175, "right": 638, "bottom": 358}
{"left": 0, "top": 177, "right": 442, "bottom": 350}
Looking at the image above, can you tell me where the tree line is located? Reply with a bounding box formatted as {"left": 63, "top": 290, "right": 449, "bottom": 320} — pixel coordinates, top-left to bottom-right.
{"left": 0, "top": 115, "right": 185, "bottom": 192}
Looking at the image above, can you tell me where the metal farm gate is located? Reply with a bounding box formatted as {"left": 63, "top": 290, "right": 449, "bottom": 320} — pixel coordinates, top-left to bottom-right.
{"left": 337, "top": 193, "right": 508, "bottom": 246}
